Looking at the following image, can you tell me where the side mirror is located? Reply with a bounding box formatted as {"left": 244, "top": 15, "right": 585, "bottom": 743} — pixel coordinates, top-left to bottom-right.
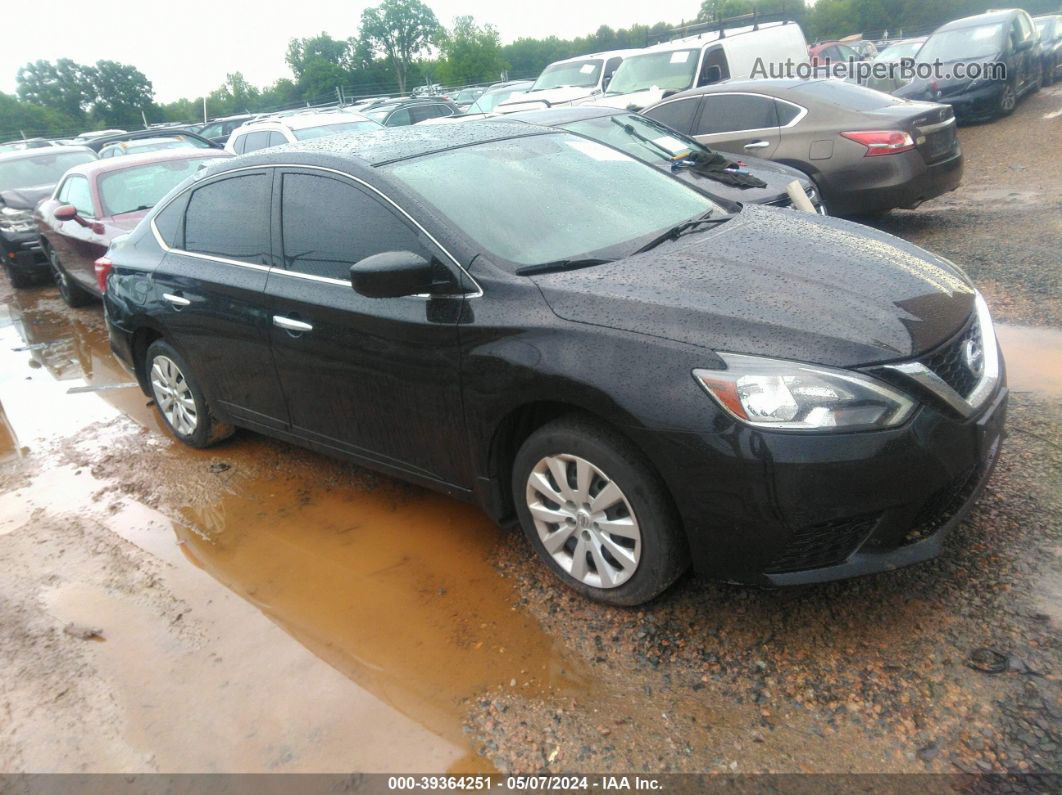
{"left": 54, "top": 204, "right": 80, "bottom": 222}
{"left": 350, "top": 251, "right": 435, "bottom": 298}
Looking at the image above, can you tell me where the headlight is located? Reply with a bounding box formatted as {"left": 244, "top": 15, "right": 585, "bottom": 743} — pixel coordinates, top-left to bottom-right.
{"left": 694, "top": 354, "right": 915, "bottom": 431}
{"left": 0, "top": 206, "right": 34, "bottom": 232}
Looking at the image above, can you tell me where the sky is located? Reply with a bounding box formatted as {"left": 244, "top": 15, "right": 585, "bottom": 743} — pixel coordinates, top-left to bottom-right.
{"left": 4, "top": 0, "right": 707, "bottom": 103}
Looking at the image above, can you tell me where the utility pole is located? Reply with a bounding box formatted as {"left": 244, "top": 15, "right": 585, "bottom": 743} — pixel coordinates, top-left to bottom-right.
{"left": 141, "top": 109, "right": 149, "bottom": 129}
{"left": 336, "top": 86, "right": 344, "bottom": 107}
{"left": 202, "top": 96, "right": 208, "bottom": 123}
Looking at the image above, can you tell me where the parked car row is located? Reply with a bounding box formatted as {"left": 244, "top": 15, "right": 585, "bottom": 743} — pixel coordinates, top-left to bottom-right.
{"left": 0, "top": 10, "right": 1017, "bottom": 607}
{"left": 84, "top": 121, "right": 1008, "bottom": 606}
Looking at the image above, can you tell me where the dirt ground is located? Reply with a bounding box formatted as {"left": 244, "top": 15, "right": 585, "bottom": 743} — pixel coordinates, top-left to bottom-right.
{"left": 1, "top": 84, "right": 1060, "bottom": 777}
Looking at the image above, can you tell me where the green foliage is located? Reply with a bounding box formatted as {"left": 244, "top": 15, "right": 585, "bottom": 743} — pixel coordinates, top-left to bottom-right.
{"left": 89, "top": 60, "right": 155, "bottom": 128}
{"left": 0, "top": 91, "right": 80, "bottom": 140}
{"left": 359, "top": 0, "right": 442, "bottom": 94}
{"left": 436, "top": 16, "right": 509, "bottom": 86}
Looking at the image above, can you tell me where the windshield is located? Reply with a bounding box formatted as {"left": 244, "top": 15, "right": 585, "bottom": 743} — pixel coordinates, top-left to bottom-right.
{"left": 126, "top": 139, "right": 202, "bottom": 155}
{"left": 560, "top": 114, "right": 700, "bottom": 166}
{"left": 605, "top": 49, "right": 698, "bottom": 95}
{"left": 99, "top": 157, "right": 217, "bottom": 216}
{"left": 876, "top": 40, "right": 922, "bottom": 61}
{"left": 531, "top": 60, "right": 603, "bottom": 91}
{"left": 386, "top": 133, "right": 719, "bottom": 268}
{"left": 0, "top": 151, "right": 96, "bottom": 190}
{"left": 918, "top": 23, "right": 1006, "bottom": 62}
{"left": 469, "top": 86, "right": 529, "bottom": 113}
{"left": 1036, "top": 18, "right": 1056, "bottom": 37}
{"left": 364, "top": 107, "right": 396, "bottom": 122}
{"left": 293, "top": 120, "right": 380, "bottom": 140}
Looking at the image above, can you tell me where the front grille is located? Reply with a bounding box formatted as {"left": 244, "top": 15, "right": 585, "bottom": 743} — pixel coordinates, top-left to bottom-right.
{"left": 919, "top": 315, "right": 983, "bottom": 399}
{"left": 765, "top": 514, "right": 880, "bottom": 574}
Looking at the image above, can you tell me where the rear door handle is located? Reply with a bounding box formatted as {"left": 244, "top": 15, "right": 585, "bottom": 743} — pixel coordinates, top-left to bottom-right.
{"left": 273, "top": 316, "right": 313, "bottom": 333}
{"left": 162, "top": 293, "right": 191, "bottom": 307}
{"left": 743, "top": 140, "right": 771, "bottom": 150}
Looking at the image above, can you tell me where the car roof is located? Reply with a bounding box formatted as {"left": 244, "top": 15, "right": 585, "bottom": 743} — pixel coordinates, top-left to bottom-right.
{"left": 0, "top": 144, "right": 95, "bottom": 163}
{"left": 546, "top": 48, "right": 644, "bottom": 65}
{"left": 663, "top": 78, "right": 813, "bottom": 101}
{"left": 101, "top": 137, "right": 200, "bottom": 149}
{"left": 503, "top": 106, "right": 626, "bottom": 125}
{"left": 245, "top": 119, "right": 553, "bottom": 167}
{"left": 938, "top": 10, "right": 1019, "bottom": 31}
{"left": 61, "top": 148, "right": 231, "bottom": 180}
{"left": 238, "top": 111, "right": 375, "bottom": 132}
{"left": 638, "top": 21, "right": 791, "bottom": 52}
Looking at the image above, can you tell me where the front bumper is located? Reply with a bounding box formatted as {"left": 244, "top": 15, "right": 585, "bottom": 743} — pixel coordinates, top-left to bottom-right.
{"left": 628, "top": 378, "right": 1008, "bottom": 587}
{"left": 1, "top": 231, "right": 46, "bottom": 271}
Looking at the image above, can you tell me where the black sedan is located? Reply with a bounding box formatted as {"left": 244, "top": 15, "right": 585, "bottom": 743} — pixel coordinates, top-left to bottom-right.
{"left": 502, "top": 105, "right": 825, "bottom": 212}
{"left": 103, "top": 122, "right": 1006, "bottom": 605}
{"left": 892, "top": 9, "right": 1043, "bottom": 119}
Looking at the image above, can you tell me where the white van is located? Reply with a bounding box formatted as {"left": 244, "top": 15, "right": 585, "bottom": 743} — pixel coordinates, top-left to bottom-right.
{"left": 586, "top": 21, "right": 809, "bottom": 111}
{"left": 496, "top": 48, "right": 644, "bottom": 112}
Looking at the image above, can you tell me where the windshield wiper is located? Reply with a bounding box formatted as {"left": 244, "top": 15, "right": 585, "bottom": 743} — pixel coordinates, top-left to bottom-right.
{"left": 516, "top": 257, "right": 615, "bottom": 276}
{"left": 632, "top": 211, "right": 726, "bottom": 256}
{"left": 609, "top": 117, "right": 687, "bottom": 160}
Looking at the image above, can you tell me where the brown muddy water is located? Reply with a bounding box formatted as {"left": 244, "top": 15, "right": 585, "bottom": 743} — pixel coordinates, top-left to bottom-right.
{"left": 1, "top": 286, "right": 1060, "bottom": 772}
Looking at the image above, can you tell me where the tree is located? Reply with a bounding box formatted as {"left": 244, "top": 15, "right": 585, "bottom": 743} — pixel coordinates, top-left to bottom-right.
{"left": 359, "top": 0, "right": 441, "bottom": 94}
{"left": 89, "top": 60, "right": 154, "bottom": 128}
{"left": 0, "top": 91, "right": 80, "bottom": 139}
{"left": 437, "top": 17, "right": 509, "bottom": 86}
{"left": 206, "top": 72, "right": 260, "bottom": 116}
{"left": 286, "top": 33, "right": 353, "bottom": 81}
{"left": 16, "top": 58, "right": 95, "bottom": 120}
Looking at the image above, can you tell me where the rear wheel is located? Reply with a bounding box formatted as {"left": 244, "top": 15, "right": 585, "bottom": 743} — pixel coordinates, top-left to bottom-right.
{"left": 47, "top": 246, "right": 93, "bottom": 307}
{"left": 145, "top": 339, "right": 234, "bottom": 448}
{"left": 511, "top": 416, "right": 688, "bottom": 606}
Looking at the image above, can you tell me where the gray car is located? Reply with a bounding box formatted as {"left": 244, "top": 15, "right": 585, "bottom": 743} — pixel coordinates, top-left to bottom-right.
{"left": 642, "top": 79, "right": 963, "bottom": 215}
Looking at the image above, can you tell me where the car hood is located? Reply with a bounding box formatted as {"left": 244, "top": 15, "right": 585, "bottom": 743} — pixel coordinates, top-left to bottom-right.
{"left": 669, "top": 153, "right": 812, "bottom": 206}
{"left": 497, "top": 86, "right": 599, "bottom": 112}
{"left": 531, "top": 205, "right": 975, "bottom": 368}
{"left": 894, "top": 55, "right": 1002, "bottom": 99}
{"left": 0, "top": 185, "right": 53, "bottom": 210}
{"left": 585, "top": 87, "right": 670, "bottom": 111}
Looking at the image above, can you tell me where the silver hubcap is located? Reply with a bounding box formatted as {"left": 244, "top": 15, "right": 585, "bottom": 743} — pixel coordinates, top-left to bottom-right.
{"left": 50, "top": 254, "right": 68, "bottom": 295}
{"left": 1002, "top": 87, "right": 1015, "bottom": 110}
{"left": 525, "top": 454, "right": 641, "bottom": 589}
{"left": 150, "top": 355, "right": 198, "bottom": 436}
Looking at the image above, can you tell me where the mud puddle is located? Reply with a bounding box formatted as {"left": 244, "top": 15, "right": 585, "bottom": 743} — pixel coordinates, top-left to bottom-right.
{"left": 995, "top": 324, "right": 1062, "bottom": 398}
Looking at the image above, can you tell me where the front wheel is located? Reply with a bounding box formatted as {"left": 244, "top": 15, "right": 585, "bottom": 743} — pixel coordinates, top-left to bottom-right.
{"left": 47, "top": 246, "right": 93, "bottom": 307}
{"left": 145, "top": 339, "right": 234, "bottom": 448}
{"left": 997, "top": 82, "right": 1017, "bottom": 116}
{"left": 511, "top": 416, "right": 688, "bottom": 606}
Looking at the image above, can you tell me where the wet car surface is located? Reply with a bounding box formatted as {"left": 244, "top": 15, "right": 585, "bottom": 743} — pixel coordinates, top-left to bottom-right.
{"left": 1, "top": 85, "right": 1060, "bottom": 775}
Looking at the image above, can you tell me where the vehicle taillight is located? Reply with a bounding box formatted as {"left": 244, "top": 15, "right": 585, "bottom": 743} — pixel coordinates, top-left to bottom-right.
{"left": 840, "top": 130, "right": 916, "bottom": 156}
{"left": 94, "top": 256, "right": 113, "bottom": 293}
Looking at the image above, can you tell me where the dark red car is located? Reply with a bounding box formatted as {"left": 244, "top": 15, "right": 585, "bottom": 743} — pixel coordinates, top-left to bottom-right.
{"left": 35, "top": 148, "right": 232, "bottom": 306}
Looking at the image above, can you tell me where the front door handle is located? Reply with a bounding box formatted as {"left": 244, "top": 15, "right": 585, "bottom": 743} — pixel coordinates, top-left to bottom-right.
{"left": 743, "top": 140, "right": 771, "bottom": 150}
{"left": 162, "top": 293, "right": 191, "bottom": 307}
{"left": 273, "top": 316, "right": 313, "bottom": 333}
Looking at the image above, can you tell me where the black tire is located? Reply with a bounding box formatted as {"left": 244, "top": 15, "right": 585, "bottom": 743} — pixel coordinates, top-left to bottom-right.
{"left": 144, "top": 339, "right": 234, "bottom": 448}
{"left": 511, "top": 415, "right": 689, "bottom": 606}
{"left": 3, "top": 261, "right": 34, "bottom": 289}
{"left": 46, "top": 245, "right": 93, "bottom": 307}
{"left": 997, "top": 81, "right": 1017, "bottom": 116}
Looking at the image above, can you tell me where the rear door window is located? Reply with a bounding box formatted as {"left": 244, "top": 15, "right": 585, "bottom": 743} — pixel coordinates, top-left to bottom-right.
{"left": 267, "top": 131, "right": 288, "bottom": 147}
{"left": 642, "top": 97, "right": 701, "bottom": 134}
{"left": 183, "top": 173, "right": 272, "bottom": 265}
{"left": 695, "top": 94, "right": 778, "bottom": 135}
{"left": 279, "top": 172, "right": 429, "bottom": 281}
